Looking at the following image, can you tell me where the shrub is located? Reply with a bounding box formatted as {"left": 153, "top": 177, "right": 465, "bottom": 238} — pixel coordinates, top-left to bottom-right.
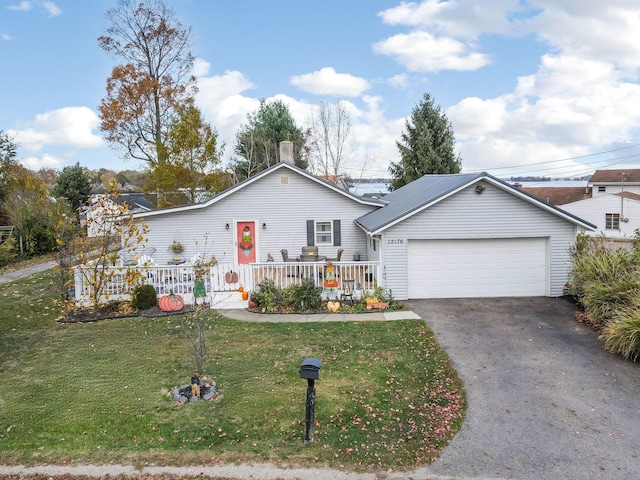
{"left": 602, "top": 307, "right": 640, "bottom": 361}
{"left": 569, "top": 240, "right": 640, "bottom": 327}
{"left": 131, "top": 284, "right": 157, "bottom": 310}
{"left": 251, "top": 279, "right": 281, "bottom": 312}
{"left": 287, "top": 278, "right": 322, "bottom": 311}
{"left": 0, "top": 237, "right": 15, "bottom": 267}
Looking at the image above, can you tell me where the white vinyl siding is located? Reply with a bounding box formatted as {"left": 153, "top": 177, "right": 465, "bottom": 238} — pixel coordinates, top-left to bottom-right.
{"left": 562, "top": 193, "right": 640, "bottom": 238}
{"left": 382, "top": 181, "right": 575, "bottom": 299}
{"left": 141, "top": 170, "right": 376, "bottom": 265}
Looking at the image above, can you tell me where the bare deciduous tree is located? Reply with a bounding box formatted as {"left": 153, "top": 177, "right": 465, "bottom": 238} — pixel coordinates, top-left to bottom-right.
{"left": 306, "top": 100, "right": 354, "bottom": 187}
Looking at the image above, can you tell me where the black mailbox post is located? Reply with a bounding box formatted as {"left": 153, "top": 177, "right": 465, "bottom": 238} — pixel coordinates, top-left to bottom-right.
{"left": 299, "top": 357, "right": 321, "bottom": 444}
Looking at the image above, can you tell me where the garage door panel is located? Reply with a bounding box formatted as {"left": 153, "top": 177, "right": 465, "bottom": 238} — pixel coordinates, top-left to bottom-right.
{"left": 408, "top": 238, "right": 547, "bottom": 298}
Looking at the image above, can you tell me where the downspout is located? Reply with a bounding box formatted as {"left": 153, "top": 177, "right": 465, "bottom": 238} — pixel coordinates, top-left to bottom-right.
{"left": 621, "top": 172, "right": 626, "bottom": 231}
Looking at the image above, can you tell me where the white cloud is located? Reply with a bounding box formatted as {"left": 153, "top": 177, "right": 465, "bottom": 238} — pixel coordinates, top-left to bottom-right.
{"left": 1, "top": 32, "right": 11, "bottom": 41}
{"left": 371, "top": 1, "right": 640, "bottom": 176}
{"left": 290, "top": 67, "right": 371, "bottom": 97}
{"left": 6, "top": 1, "right": 61, "bottom": 16}
{"left": 194, "top": 64, "right": 401, "bottom": 176}
{"left": 41, "top": 1, "right": 61, "bottom": 17}
{"left": 373, "top": 31, "right": 491, "bottom": 73}
{"left": 8, "top": 106, "right": 104, "bottom": 152}
{"left": 20, "top": 153, "right": 64, "bottom": 170}
{"left": 378, "top": 0, "right": 520, "bottom": 38}
{"left": 195, "top": 70, "right": 258, "bottom": 156}
{"left": 526, "top": 2, "right": 640, "bottom": 72}
{"left": 192, "top": 57, "right": 210, "bottom": 78}
{"left": 448, "top": 52, "right": 640, "bottom": 175}
{"left": 6, "top": 1, "right": 31, "bottom": 11}
{"left": 387, "top": 73, "right": 409, "bottom": 88}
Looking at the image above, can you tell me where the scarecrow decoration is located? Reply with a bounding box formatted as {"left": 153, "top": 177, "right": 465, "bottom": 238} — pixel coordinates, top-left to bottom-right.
{"left": 190, "top": 371, "right": 201, "bottom": 398}
{"left": 323, "top": 260, "right": 338, "bottom": 289}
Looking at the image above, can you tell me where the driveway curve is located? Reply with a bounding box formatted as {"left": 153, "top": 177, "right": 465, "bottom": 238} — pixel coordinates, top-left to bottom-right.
{"left": 406, "top": 297, "right": 640, "bottom": 480}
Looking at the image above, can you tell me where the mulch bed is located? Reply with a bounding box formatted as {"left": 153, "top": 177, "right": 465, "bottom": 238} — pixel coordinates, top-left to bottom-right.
{"left": 56, "top": 304, "right": 198, "bottom": 323}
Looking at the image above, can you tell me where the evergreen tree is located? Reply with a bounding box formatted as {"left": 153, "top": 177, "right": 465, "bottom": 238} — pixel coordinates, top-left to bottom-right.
{"left": 231, "top": 99, "right": 307, "bottom": 182}
{"left": 53, "top": 162, "right": 93, "bottom": 212}
{"left": 389, "top": 93, "right": 462, "bottom": 191}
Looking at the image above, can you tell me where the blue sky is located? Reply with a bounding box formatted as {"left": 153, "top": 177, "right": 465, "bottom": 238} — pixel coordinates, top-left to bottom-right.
{"left": 2, "top": 0, "right": 640, "bottom": 180}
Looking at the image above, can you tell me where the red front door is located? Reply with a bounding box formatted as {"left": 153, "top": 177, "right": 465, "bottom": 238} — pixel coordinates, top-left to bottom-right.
{"left": 237, "top": 221, "right": 256, "bottom": 264}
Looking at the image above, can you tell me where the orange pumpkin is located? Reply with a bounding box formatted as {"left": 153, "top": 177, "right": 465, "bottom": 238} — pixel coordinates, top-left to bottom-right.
{"left": 159, "top": 293, "right": 184, "bottom": 312}
{"left": 238, "top": 285, "right": 245, "bottom": 292}
{"left": 241, "top": 291, "right": 249, "bottom": 300}
{"left": 327, "top": 301, "right": 340, "bottom": 312}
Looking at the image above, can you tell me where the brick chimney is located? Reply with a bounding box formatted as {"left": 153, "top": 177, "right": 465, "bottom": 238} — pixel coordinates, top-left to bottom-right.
{"left": 279, "top": 141, "right": 294, "bottom": 164}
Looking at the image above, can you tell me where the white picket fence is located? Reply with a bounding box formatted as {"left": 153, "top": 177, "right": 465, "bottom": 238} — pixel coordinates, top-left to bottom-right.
{"left": 73, "top": 261, "right": 381, "bottom": 309}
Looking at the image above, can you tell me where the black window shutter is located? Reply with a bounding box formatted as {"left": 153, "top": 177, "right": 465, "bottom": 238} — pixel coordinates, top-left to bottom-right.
{"left": 333, "top": 219, "right": 341, "bottom": 246}
{"left": 307, "top": 220, "right": 315, "bottom": 246}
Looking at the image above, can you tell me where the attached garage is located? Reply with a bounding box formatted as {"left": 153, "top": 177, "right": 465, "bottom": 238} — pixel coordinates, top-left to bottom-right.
{"left": 407, "top": 238, "right": 548, "bottom": 298}
{"left": 355, "top": 172, "right": 596, "bottom": 300}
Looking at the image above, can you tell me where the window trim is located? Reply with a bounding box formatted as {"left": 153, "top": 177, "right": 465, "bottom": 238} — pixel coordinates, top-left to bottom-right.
{"left": 315, "top": 220, "right": 333, "bottom": 245}
{"left": 605, "top": 213, "right": 620, "bottom": 230}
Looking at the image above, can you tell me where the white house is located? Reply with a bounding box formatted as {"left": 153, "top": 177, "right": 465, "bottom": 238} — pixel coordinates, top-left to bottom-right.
{"left": 589, "top": 169, "right": 640, "bottom": 197}
{"left": 561, "top": 192, "right": 640, "bottom": 238}
{"left": 124, "top": 162, "right": 594, "bottom": 301}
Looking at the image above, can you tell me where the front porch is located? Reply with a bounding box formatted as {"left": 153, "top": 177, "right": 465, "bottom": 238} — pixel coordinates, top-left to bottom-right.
{"left": 73, "top": 261, "right": 381, "bottom": 309}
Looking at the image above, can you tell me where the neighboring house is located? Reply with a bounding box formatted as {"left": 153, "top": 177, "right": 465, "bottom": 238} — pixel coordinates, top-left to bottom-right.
{"left": 561, "top": 192, "right": 640, "bottom": 238}
{"left": 131, "top": 161, "right": 594, "bottom": 300}
{"left": 589, "top": 169, "right": 640, "bottom": 197}
{"left": 521, "top": 169, "right": 640, "bottom": 239}
{"left": 84, "top": 193, "right": 154, "bottom": 237}
{"left": 518, "top": 186, "right": 592, "bottom": 205}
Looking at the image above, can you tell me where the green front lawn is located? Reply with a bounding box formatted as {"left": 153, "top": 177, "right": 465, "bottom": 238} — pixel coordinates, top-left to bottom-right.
{"left": 0, "top": 270, "right": 466, "bottom": 472}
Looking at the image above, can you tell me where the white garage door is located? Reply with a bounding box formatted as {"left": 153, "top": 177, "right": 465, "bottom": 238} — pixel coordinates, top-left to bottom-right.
{"left": 407, "top": 238, "right": 547, "bottom": 298}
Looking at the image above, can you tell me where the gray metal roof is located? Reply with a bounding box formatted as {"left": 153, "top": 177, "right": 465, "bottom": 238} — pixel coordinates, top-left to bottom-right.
{"left": 355, "top": 173, "right": 484, "bottom": 232}
{"left": 356, "top": 172, "right": 596, "bottom": 233}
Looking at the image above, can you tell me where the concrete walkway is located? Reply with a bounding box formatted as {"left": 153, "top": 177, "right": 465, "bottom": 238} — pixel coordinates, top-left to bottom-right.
{"left": 0, "top": 260, "right": 56, "bottom": 285}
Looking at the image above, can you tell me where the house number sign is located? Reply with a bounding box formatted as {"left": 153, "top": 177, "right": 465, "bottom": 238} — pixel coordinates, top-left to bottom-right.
{"left": 387, "top": 239, "right": 405, "bottom": 244}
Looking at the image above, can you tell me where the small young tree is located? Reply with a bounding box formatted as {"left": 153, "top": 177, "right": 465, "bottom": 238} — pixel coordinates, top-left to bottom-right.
{"left": 181, "top": 309, "right": 211, "bottom": 375}
{"left": 72, "top": 188, "right": 150, "bottom": 308}
{"left": 53, "top": 212, "right": 82, "bottom": 300}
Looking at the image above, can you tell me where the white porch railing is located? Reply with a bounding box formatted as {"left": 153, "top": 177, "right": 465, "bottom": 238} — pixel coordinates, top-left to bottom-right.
{"left": 73, "top": 261, "right": 381, "bottom": 308}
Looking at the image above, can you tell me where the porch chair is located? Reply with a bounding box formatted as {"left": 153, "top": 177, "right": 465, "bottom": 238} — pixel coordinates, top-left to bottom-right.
{"left": 120, "top": 247, "right": 156, "bottom": 266}
{"left": 327, "top": 248, "right": 343, "bottom": 262}
{"left": 281, "top": 249, "right": 299, "bottom": 277}
{"left": 281, "top": 249, "right": 299, "bottom": 262}
{"left": 327, "top": 249, "right": 344, "bottom": 276}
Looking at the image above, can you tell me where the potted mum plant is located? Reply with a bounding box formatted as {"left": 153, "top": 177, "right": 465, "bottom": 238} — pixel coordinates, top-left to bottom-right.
{"left": 169, "top": 240, "right": 185, "bottom": 261}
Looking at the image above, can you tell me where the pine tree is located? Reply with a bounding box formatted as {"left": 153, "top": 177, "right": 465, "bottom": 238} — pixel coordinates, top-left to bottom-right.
{"left": 389, "top": 93, "right": 462, "bottom": 190}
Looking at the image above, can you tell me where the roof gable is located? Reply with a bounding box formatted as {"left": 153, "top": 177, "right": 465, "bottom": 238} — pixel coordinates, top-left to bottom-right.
{"left": 132, "top": 162, "right": 384, "bottom": 219}
{"left": 520, "top": 186, "right": 592, "bottom": 205}
{"left": 356, "top": 172, "right": 596, "bottom": 233}
{"left": 589, "top": 169, "right": 640, "bottom": 184}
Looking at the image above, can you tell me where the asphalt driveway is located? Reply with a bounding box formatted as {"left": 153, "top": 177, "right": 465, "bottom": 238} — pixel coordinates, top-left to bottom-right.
{"left": 405, "top": 297, "right": 640, "bottom": 480}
